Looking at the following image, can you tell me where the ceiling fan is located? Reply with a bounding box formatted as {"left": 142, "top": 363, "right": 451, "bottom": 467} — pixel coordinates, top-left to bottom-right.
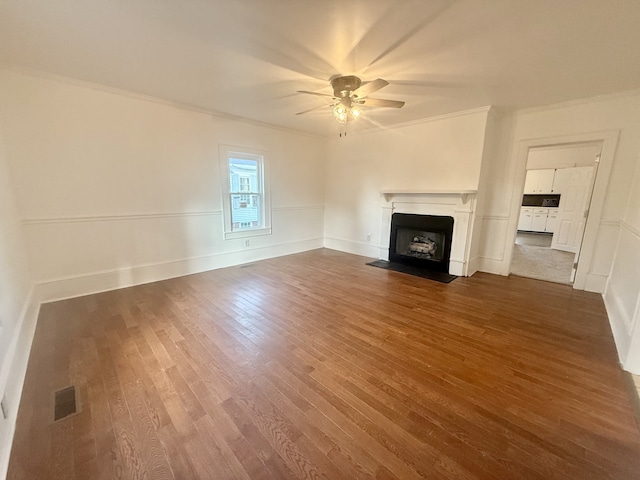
{"left": 296, "top": 75, "right": 405, "bottom": 123}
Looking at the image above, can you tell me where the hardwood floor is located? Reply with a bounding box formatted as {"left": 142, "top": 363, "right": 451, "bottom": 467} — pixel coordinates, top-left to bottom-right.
{"left": 8, "top": 249, "right": 640, "bottom": 479}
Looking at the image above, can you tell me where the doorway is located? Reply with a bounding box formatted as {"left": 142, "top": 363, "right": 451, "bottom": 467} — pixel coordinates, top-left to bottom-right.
{"left": 510, "top": 142, "right": 601, "bottom": 284}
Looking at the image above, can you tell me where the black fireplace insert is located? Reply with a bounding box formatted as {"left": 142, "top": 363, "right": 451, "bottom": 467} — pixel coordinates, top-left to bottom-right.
{"left": 389, "top": 213, "right": 454, "bottom": 273}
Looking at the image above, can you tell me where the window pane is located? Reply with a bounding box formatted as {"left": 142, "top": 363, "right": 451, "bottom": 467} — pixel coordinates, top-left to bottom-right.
{"left": 229, "top": 157, "right": 259, "bottom": 193}
{"left": 230, "top": 194, "right": 261, "bottom": 230}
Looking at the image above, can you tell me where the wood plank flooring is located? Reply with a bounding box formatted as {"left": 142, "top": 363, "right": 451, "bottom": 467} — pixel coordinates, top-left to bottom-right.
{"left": 8, "top": 248, "right": 640, "bottom": 479}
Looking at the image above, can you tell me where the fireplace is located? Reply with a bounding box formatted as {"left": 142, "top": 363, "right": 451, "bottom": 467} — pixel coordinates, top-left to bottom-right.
{"left": 389, "top": 213, "right": 454, "bottom": 273}
{"left": 375, "top": 190, "right": 477, "bottom": 277}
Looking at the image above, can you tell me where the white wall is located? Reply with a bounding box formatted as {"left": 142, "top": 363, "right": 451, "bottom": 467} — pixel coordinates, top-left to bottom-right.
{"left": 0, "top": 69, "right": 326, "bottom": 301}
{"left": 323, "top": 108, "right": 491, "bottom": 257}
{"left": 605, "top": 152, "right": 640, "bottom": 374}
{"left": 0, "top": 133, "right": 38, "bottom": 479}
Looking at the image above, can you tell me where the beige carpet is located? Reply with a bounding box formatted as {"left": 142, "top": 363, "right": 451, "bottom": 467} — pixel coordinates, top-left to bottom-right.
{"left": 510, "top": 244, "right": 575, "bottom": 284}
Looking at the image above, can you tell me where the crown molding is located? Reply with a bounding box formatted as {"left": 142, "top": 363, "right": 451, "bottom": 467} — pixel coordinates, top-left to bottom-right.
{"left": 0, "top": 64, "right": 324, "bottom": 140}
{"left": 6, "top": 63, "right": 638, "bottom": 140}
{"left": 333, "top": 105, "right": 494, "bottom": 139}
{"left": 516, "top": 88, "right": 640, "bottom": 116}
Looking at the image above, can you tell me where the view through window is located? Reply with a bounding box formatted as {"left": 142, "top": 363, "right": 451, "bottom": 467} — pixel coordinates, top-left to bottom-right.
{"left": 229, "top": 157, "right": 261, "bottom": 230}
{"left": 219, "top": 145, "right": 271, "bottom": 239}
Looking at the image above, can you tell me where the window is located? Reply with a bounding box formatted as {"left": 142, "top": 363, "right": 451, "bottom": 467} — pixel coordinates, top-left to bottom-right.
{"left": 219, "top": 145, "right": 271, "bottom": 239}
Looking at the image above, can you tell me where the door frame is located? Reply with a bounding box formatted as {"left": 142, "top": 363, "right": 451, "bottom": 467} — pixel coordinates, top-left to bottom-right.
{"left": 505, "top": 130, "right": 619, "bottom": 290}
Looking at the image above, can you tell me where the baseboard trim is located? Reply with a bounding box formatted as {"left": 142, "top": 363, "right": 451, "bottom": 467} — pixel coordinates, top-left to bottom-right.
{"left": 36, "top": 238, "right": 323, "bottom": 303}
{"left": 0, "top": 285, "right": 41, "bottom": 480}
{"left": 323, "top": 237, "right": 380, "bottom": 259}
{"left": 476, "top": 256, "right": 508, "bottom": 276}
{"left": 467, "top": 255, "right": 481, "bottom": 277}
{"left": 603, "top": 288, "right": 635, "bottom": 373}
{"left": 583, "top": 273, "right": 608, "bottom": 294}
{"left": 449, "top": 259, "right": 465, "bottom": 277}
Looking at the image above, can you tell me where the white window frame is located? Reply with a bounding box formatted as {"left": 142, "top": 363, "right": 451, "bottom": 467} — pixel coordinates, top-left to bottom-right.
{"left": 219, "top": 144, "right": 271, "bottom": 240}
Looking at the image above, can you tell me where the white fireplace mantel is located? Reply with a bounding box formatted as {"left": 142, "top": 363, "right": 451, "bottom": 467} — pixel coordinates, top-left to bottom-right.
{"left": 380, "top": 189, "right": 478, "bottom": 203}
{"left": 378, "top": 189, "right": 478, "bottom": 277}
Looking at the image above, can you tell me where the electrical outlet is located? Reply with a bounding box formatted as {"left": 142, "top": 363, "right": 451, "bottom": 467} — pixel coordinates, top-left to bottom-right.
{"left": 366, "top": 234, "right": 372, "bottom": 242}
{"left": 244, "top": 239, "right": 250, "bottom": 247}
{"left": 1, "top": 396, "right": 8, "bottom": 419}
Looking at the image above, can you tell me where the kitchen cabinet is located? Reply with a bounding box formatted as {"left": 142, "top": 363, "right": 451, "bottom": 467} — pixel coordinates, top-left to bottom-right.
{"left": 523, "top": 169, "right": 556, "bottom": 194}
{"left": 518, "top": 207, "right": 533, "bottom": 231}
{"left": 518, "top": 207, "right": 558, "bottom": 233}
{"left": 531, "top": 209, "right": 548, "bottom": 231}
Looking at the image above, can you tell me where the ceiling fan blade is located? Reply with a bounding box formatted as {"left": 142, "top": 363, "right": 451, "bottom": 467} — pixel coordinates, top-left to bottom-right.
{"left": 352, "top": 78, "right": 389, "bottom": 98}
{"left": 295, "top": 104, "right": 331, "bottom": 115}
{"left": 297, "top": 90, "right": 334, "bottom": 98}
{"left": 360, "top": 98, "right": 405, "bottom": 108}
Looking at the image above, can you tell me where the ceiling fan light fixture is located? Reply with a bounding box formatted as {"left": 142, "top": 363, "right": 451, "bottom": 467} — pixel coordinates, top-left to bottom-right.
{"left": 297, "top": 75, "right": 403, "bottom": 128}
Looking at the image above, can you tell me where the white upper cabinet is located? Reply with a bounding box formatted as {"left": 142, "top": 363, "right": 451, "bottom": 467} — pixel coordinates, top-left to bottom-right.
{"left": 523, "top": 169, "right": 556, "bottom": 194}
{"left": 523, "top": 172, "right": 538, "bottom": 194}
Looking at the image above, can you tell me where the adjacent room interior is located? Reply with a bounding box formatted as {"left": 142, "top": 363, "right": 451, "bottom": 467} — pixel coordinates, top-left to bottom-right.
{"left": 510, "top": 143, "right": 602, "bottom": 285}
{"left": 1, "top": 1, "right": 640, "bottom": 479}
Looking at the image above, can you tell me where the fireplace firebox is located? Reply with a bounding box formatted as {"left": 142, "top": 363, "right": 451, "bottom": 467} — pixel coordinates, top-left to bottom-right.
{"left": 389, "top": 213, "right": 454, "bottom": 273}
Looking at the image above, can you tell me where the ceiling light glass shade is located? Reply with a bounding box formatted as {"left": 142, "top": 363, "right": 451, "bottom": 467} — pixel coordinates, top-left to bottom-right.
{"left": 333, "top": 103, "right": 348, "bottom": 123}
{"left": 333, "top": 101, "right": 362, "bottom": 124}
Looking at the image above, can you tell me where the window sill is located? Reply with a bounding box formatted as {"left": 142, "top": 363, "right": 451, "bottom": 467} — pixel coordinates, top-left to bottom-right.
{"left": 224, "top": 227, "right": 272, "bottom": 240}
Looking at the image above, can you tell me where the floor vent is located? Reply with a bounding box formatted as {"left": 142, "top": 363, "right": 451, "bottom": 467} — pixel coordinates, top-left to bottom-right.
{"left": 54, "top": 386, "right": 77, "bottom": 421}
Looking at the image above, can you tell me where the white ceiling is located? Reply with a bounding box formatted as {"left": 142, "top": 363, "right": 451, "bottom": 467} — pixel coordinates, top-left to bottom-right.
{"left": 2, "top": 0, "right": 640, "bottom": 136}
